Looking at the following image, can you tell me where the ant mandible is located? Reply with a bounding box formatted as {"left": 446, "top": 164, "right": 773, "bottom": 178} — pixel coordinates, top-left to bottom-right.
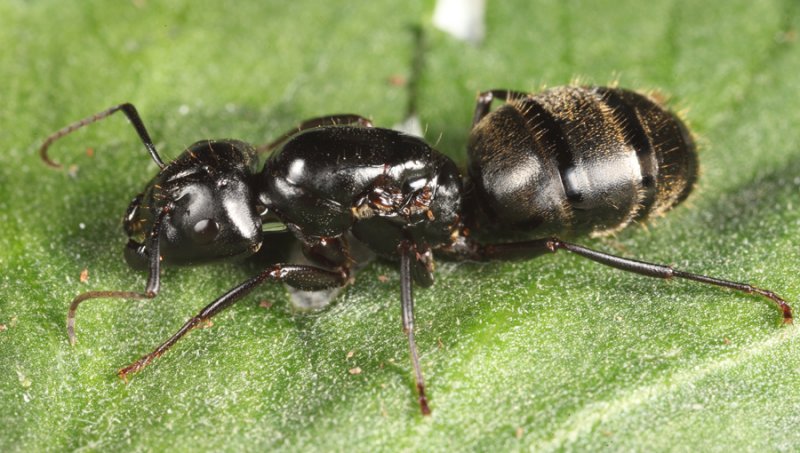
{"left": 40, "top": 86, "right": 793, "bottom": 416}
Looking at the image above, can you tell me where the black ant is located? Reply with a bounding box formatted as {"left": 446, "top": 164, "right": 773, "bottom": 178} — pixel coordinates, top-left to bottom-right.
{"left": 40, "top": 86, "right": 793, "bottom": 416}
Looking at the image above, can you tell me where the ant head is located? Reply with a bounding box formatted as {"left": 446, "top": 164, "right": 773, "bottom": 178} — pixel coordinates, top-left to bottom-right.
{"left": 38, "top": 105, "right": 264, "bottom": 266}
{"left": 155, "top": 140, "right": 263, "bottom": 265}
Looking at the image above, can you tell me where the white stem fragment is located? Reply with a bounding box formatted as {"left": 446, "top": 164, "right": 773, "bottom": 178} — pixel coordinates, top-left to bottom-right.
{"left": 433, "top": 0, "right": 486, "bottom": 45}
{"left": 392, "top": 114, "right": 424, "bottom": 138}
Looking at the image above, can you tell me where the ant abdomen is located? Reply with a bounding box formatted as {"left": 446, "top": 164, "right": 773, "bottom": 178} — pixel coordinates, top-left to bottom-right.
{"left": 467, "top": 86, "right": 698, "bottom": 238}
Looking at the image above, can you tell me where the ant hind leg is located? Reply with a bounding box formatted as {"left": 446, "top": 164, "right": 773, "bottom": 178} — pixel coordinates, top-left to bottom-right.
{"left": 438, "top": 236, "right": 793, "bottom": 324}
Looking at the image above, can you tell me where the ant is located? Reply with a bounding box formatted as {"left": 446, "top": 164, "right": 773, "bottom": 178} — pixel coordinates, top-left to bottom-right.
{"left": 40, "top": 86, "right": 794, "bottom": 416}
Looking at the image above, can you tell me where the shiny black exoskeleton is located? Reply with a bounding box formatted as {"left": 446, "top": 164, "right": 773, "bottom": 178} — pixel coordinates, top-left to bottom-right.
{"left": 40, "top": 87, "right": 793, "bottom": 416}
{"left": 259, "top": 126, "right": 462, "bottom": 274}
{"left": 123, "top": 139, "right": 263, "bottom": 268}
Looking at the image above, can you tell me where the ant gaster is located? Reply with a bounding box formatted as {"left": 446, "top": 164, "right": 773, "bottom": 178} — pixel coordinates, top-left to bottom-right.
{"left": 40, "top": 86, "right": 794, "bottom": 416}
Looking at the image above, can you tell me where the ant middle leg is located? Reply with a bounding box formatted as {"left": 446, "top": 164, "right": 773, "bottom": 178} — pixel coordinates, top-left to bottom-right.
{"left": 398, "top": 241, "right": 433, "bottom": 416}
{"left": 257, "top": 113, "right": 374, "bottom": 153}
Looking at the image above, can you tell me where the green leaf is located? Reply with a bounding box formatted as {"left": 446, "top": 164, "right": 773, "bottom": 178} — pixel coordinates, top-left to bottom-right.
{"left": 2, "top": 0, "right": 799, "bottom": 451}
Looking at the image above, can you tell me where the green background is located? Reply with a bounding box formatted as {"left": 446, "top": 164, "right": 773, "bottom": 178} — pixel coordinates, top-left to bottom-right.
{"left": 2, "top": 0, "right": 799, "bottom": 451}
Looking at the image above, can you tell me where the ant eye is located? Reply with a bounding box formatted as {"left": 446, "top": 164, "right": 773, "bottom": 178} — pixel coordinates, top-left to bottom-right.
{"left": 191, "top": 218, "right": 219, "bottom": 244}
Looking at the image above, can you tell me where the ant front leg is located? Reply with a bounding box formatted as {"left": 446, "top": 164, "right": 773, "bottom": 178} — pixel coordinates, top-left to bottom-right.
{"left": 286, "top": 234, "right": 357, "bottom": 310}
{"left": 472, "top": 89, "right": 529, "bottom": 127}
{"left": 67, "top": 206, "right": 170, "bottom": 345}
{"left": 257, "top": 113, "right": 375, "bottom": 153}
{"left": 441, "top": 237, "right": 793, "bottom": 324}
{"left": 117, "top": 264, "right": 348, "bottom": 379}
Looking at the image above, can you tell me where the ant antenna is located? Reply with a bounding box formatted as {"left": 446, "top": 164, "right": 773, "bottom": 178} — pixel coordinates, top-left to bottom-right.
{"left": 39, "top": 103, "right": 166, "bottom": 169}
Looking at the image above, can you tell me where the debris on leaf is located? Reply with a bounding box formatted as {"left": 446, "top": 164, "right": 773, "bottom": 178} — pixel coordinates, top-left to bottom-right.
{"left": 388, "top": 75, "right": 406, "bottom": 86}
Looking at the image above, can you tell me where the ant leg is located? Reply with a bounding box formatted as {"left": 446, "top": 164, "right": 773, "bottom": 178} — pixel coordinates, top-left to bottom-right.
{"left": 257, "top": 114, "right": 374, "bottom": 154}
{"left": 441, "top": 237, "right": 793, "bottom": 324}
{"left": 472, "top": 89, "right": 529, "bottom": 127}
{"left": 286, "top": 235, "right": 354, "bottom": 310}
{"left": 67, "top": 206, "right": 170, "bottom": 345}
{"left": 40, "top": 103, "right": 165, "bottom": 169}
{"left": 117, "top": 264, "right": 347, "bottom": 380}
{"left": 398, "top": 241, "right": 432, "bottom": 416}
